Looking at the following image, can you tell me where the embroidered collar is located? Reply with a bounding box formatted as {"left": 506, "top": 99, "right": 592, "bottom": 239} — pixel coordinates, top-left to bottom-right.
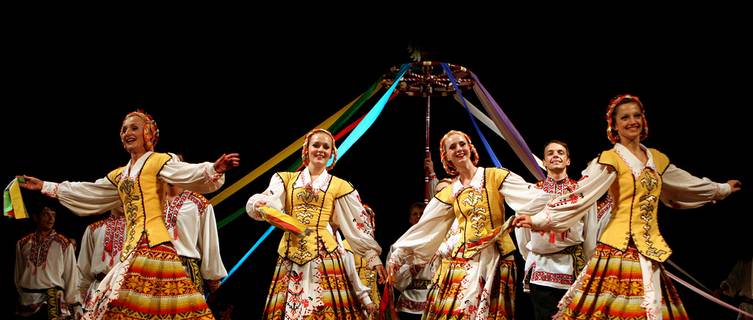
{"left": 28, "top": 230, "right": 57, "bottom": 269}
{"left": 540, "top": 176, "right": 578, "bottom": 195}
{"left": 614, "top": 143, "right": 656, "bottom": 178}
{"left": 297, "top": 167, "right": 331, "bottom": 192}
{"left": 122, "top": 151, "right": 153, "bottom": 178}
{"left": 451, "top": 167, "right": 485, "bottom": 196}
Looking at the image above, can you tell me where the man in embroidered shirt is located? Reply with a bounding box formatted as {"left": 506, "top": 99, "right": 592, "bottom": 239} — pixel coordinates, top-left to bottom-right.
{"left": 77, "top": 206, "right": 125, "bottom": 310}
{"left": 514, "top": 140, "right": 610, "bottom": 320}
{"left": 163, "top": 154, "right": 226, "bottom": 304}
{"left": 15, "top": 199, "right": 81, "bottom": 319}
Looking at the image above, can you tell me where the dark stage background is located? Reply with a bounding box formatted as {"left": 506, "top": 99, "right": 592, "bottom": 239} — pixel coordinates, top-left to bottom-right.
{"left": 2, "top": 24, "right": 750, "bottom": 319}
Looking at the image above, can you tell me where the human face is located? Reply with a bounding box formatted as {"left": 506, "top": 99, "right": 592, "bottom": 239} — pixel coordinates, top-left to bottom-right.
{"left": 409, "top": 206, "right": 422, "bottom": 225}
{"left": 120, "top": 116, "right": 146, "bottom": 154}
{"left": 307, "top": 132, "right": 333, "bottom": 169}
{"left": 614, "top": 102, "right": 644, "bottom": 143}
{"left": 544, "top": 142, "right": 570, "bottom": 174}
{"left": 443, "top": 134, "right": 471, "bottom": 166}
{"left": 35, "top": 207, "right": 56, "bottom": 231}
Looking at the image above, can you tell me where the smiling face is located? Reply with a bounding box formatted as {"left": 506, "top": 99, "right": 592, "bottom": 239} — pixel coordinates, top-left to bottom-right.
{"left": 306, "top": 132, "right": 333, "bottom": 169}
{"left": 120, "top": 115, "right": 147, "bottom": 154}
{"left": 614, "top": 102, "right": 645, "bottom": 144}
{"left": 443, "top": 133, "right": 471, "bottom": 166}
{"left": 543, "top": 141, "right": 570, "bottom": 175}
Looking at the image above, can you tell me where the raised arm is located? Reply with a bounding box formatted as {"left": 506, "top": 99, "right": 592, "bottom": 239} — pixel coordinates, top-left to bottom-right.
{"left": 519, "top": 160, "right": 616, "bottom": 232}
{"left": 160, "top": 153, "right": 239, "bottom": 194}
{"left": 660, "top": 164, "right": 741, "bottom": 208}
{"left": 18, "top": 175, "right": 121, "bottom": 216}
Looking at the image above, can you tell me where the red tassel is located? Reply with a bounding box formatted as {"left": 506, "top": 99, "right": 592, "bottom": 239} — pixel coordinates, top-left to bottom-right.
{"left": 548, "top": 231, "right": 556, "bottom": 244}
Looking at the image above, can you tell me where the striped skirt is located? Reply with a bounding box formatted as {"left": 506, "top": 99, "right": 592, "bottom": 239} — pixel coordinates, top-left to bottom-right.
{"left": 424, "top": 247, "right": 516, "bottom": 320}
{"left": 556, "top": 243, "right": 687, "bottom": 320}
{"left": 87, "top": 240, "right": 214, "bottom": 320}
{"left": 264, "top": 248, "right": 366, "bottom": 320}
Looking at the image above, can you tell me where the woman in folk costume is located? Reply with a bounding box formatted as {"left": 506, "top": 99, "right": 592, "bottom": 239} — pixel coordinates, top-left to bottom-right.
{"left": 246, "top": 128, "right": 386, "bottom": 319}
{"left": 18, "top": 110, "right": 240, "bottom": 320}
{"left": 387, "top": 130, "right": 553, "bottom": 320}
{"left": 514, "top": 94, "right": 742, "bottom": 319}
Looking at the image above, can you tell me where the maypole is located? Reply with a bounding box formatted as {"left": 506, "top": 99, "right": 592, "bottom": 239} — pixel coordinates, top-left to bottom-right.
{"left": 382, "top": 61, "right": 474, "bottom": 202}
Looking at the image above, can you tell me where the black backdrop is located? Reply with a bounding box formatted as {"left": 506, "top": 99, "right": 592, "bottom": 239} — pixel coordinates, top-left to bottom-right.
{"left": 2, "top": 22, "right": 750, "bottom": 319}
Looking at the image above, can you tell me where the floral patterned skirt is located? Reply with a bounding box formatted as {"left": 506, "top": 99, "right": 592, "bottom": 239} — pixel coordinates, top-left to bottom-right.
{"left": 556, "top": 243, "right": 687, "bottom": 320}
{"left": 264, "top": 248, "right": 366, "bottom": 320}
{"left": 87, "top": 240, "right": 214, "bottom": 320}
{"left": 425, "top": 247, "right": 516, "bottom": 320}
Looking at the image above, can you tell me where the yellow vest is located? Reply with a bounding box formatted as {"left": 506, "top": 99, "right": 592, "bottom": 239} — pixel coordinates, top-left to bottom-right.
{"left": 107, "top": 152, "right": 172, "bottom": 261}
{"left": 435, "top": 168, "right": 516, "bottom": 259}
{"left": 598, "top": 148, "right": 672, "bottom": 262}
{"left": 276, "top": 171, "right": 354, "bottom": 265}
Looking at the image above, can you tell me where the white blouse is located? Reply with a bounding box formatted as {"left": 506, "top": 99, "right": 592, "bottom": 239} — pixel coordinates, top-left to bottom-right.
{"left": 41, "top": 151, "right": 225, "bottom": 216}
{"left": 247, "top": 167, "right": 382, "bottom": 268}
{"left": 529, "top": 143, "right": 731, "bottom": 231}
{"left": 390, "top": 167, "right": 552, "bottom": 266}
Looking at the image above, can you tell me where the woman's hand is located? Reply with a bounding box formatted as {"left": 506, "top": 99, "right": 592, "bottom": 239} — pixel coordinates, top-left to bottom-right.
{"left": 512, "top": 215, "right": 533, "bottom": 229}
{"left": 214, "top": 153, "right": 240, "bottom": 174}
{"left": 374, "top": 264, "right": 387, "bottom": 285}
{"left": 727, "top": 180, "right": 742, "bottom": 193}
{"left": 16, "top": 175, "right": 43, "bottom": 191}
{"left": 365, "top": 302, "right": 378, "bottom": 318}
{"left": 385, "top": 261, "right": 398, "bottom": 285}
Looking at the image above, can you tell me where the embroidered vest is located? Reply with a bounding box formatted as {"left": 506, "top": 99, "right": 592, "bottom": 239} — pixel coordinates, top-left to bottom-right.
{"left": 107, "top": 152, "right": 172, "bottom": 261}
{"left": 276, "top": 171, "right": 355, "bottom": 265}
{"left": 598, "top": 148, "right": 672, "bottom": 262}
{"left": 435, "top": 168, "right": 516, "bottom": 259}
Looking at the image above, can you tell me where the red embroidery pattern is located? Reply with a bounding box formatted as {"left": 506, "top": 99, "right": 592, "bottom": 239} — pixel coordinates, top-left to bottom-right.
{"left": 536, "top": 177, "right": 578, "bottom": 195}
{"left": 538, "top": 177, "right": 579, "bottom": 240}
{"left": 165, "top": 191, "right": 210, "bottom": 240}
{"left": 20, "top": 231, "right": 71, "bottom": 272}
{"left": 530, "top": 270, "right": 574, "bottom": 285}
{"left": 548, "top": 193, "right": 582, "bottom": 208}
{"left": 596, "top": 194, "right": 614, "bottom": 220}
{"left": 396, "top": 299, "right": 428, "bottom": 313}
{"left": 103, "top": 215, "right": 126, "bottom": 266}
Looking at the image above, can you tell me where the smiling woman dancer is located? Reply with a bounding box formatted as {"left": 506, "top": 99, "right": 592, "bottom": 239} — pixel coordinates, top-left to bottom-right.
{"left": 19, "top": 110, "right": 239, "bottom": 319}
{"left": 388, "top": 129, "right": 552, "bottom": 319}
{"left": 246, "top": 128, "right": 386, "bottom": 319}
{"left": 514, "top": 94, "right": 742, "bottom": 319}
